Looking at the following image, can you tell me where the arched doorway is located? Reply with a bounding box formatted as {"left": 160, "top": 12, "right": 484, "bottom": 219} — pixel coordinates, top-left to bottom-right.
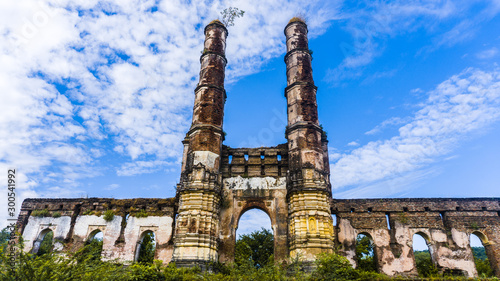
{"left": 135, "top": 230, "right": 156, "bottom": 264}
{"left": 236, "top": 208, "right": 274, "bottom": 268}
{"left": 470, "top": 231, "right": 494, "bottom": 277}
{"left": 355, "top": 233, "right": 377, "bottom": 272}
{"left": 32, "top": 229, "right": 53, "bottom": 256}
{"left": 412, "top": 232, "right": 438, "bottom": 277}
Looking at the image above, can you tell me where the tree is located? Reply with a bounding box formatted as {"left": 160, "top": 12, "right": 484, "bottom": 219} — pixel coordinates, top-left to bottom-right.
{"left": 37, "top": 231, "right": 53, "bottom": 256}
{"left": 414, "top": 250, "right": 439, "bottom": 277}
{"left": 235, "top": 228, "right": 273, "bottom": 268}
{"left": 220, "top": 7, "right": 245, "bottom": 27}
{"left": 472, "top": 247, "right": 494, "bottom": 277}
{"left": 137, "top": 232, "right": 155, "bottom": 264}
{"left": 0, "top": 227, "right": 10, "bottom": 245}
{"left": 355, "top": 234, "right": 376, "bottom": 272}
{"left": 75, "top": 239, "right": 103, "bottom": 263}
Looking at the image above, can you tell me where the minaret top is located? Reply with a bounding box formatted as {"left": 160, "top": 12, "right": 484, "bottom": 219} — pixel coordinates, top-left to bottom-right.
{"left": 284, "top": 17, "right": 308, "bottom": 35}
{"left": 204, "top": 19, "right": 228, "bottom": 37}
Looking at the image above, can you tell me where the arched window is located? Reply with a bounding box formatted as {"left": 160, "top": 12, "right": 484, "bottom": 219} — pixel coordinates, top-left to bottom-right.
{"left": 355, "top": 233, "right": 376, "bottom": 272}
{"left": 330, "top": 214, "right": 337, "bottom": 236}
{"left": 33, "top": 229, "right": 53, "bottom": 256}
{"left": 412, "top": 232, "right": 438, "bottom": 277}
{"left": 79, "top": 229, "right": 104, "bottom": 262}
{"left": 87, "top": 229, "right": 103, "bottom": 243}
{"left": 135, "top": 231, "right": 156, "bottom": 264}
{"left": 470, "top": 232, "right": 494, "bottom": 277}
{"left": 236, "top": 208, "right": 273, "bottom": 268}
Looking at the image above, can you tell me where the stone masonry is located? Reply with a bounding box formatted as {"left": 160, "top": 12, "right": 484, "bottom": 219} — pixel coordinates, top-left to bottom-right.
{"left": 17, "top": 19, "right": 500, "bottom": 277}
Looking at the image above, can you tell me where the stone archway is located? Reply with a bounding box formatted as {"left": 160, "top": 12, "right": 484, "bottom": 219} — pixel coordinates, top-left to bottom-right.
{"left": 218, "top": 174, "right": 288, "bottom": 263}
{"left": 135, "top": 230, "right": 157, "bottom": 263}
{"left": 32, "top": 228, "right": 53, "bottom": 255}
{"left": 470, "top": 231, "right": 496, "bottom": 277}
{"left": 235, "top": 205, "right": 277, "bottom": 258}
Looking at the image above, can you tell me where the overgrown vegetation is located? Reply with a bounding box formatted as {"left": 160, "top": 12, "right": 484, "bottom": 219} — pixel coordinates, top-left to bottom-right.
{"left": 37, "top": 231, "right": 54, "bottom": 256}
{"left": 103, "top": 210, "right": 115, "bottom": 222}
{"left": 289, "top": 16, "right": 306, "bottom": 24}
{"left": 472, "top": 247, "right": 495, "bottom": 277}
{"left": 134, "top": 210, "right": 149, "bottom": 218}
{"left": 414, "top": 250, "right": 439, "bottom": 277}
{"left": 355, "top": 234, "right": 377, "bottom": 273}
{"left": 235, "top": 228, "right": 274, "bottom": 268}
{"left": 31, "top": 209, "right": 50, "bottom": 217}
{"left": 0, "top": 227, "right": 497, "bottom": 280}
{"left": 137, "top": 232, "right": 155, "bottom": 264}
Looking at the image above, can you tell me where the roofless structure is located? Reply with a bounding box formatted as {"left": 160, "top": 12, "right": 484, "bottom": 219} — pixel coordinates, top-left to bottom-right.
{"left": 18, "top": 19, "right": 500, "bottom": 277}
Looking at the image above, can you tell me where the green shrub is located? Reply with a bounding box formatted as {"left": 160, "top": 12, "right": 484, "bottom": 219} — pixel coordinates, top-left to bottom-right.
{"left": 134, "top": 210, "right": 148, "bottom": 218}
{"left": 103, "top": 210, "right": 114, "bottom": 222}
{"left": 52, "top": 212, "right": 61, "bottom": 218}
{"left": 312, "top": 252, "right": 359, "bottom": 281}
{"left": 31, "top": 209, "right": 50, "bottom": 217}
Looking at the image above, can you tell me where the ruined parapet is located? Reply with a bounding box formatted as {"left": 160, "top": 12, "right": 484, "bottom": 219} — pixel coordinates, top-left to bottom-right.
{"left": 220, "top": 144, "right": 288, "bottom": 178}
{"left": 172, "top": 20, "right": 228, "bottom": 267}
{"left": 18, "top": 198, "right": 176, "bottom": 264}
{"left": 332, "top": 198, "right": 500, "bottom": 277}
{"left": 284, "top": 18, "right": 334, "bottom": 261}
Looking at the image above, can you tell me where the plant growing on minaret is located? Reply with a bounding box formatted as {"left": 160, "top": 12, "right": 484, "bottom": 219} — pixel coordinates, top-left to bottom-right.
{"left": 220, "top": 7, "right": 245, "bottom": 27}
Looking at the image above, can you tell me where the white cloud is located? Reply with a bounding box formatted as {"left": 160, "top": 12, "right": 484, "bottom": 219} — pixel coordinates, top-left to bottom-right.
{"left": 365, "top": 116, "right": 409, "bottom": 135}
{"left": 476, "top": 47, "right": 499, "bottom": 60}
{"left": 331, "top": 68, "right": 500, "bottom": 190}
{"left": 117, "top": 160, "right": 176, "bottom": 176}
{"left": 0, "top": 0, "right": 343, "bottom": 228}
{"left": 105, "top": 183, "right": 119, "bottom": 190}
{"left": 347, "top": 141, "right": 359, "bottom": 147}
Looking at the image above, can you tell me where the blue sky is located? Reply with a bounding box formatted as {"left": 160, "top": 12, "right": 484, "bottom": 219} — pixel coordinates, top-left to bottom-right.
{"left": 1, "top": 1, "right": 500, "bottom": 251}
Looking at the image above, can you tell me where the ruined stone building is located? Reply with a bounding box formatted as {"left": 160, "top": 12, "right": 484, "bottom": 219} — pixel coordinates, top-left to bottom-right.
{"left": 17, "top": 19, "right": 500, "bottom": 277}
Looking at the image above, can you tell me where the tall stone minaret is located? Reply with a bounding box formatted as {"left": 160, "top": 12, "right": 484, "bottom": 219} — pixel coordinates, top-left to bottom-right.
{"left": 284, "top": 18, "right": 334, "bottom": 261}
{"left": 172, "top": 20, "right": 228, "bottom": 267}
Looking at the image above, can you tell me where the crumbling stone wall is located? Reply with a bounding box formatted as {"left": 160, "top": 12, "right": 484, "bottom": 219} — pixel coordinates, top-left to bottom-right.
{"left": 333, "top": 198, "right": 500, "bottom": 277}
{"left": 18, "top": 198, "right": 176, "bottom": 264}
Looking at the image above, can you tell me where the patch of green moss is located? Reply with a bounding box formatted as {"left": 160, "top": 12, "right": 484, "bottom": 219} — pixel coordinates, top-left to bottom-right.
{"left": 31, "top": 209, "right": 50, "bottom": 217}
{"left": 103, "top": 210, "right": 114, "bottom": 222}
{"left": 288, "top": 17, "right": 305, "bottom": 24}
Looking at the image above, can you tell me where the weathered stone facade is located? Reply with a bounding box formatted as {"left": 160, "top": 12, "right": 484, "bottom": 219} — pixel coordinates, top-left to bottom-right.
{"left": 17, "top": 19, "right": 500, "bottom": 277}
{"left": 334, "top": 198, "right": 500, "bottom": 277}
{"left": 18, "top": 198, "right": 176, "bottom": 264}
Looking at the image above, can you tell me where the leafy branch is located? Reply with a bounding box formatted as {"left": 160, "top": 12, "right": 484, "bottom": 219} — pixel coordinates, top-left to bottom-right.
{"left": 220, "top": 7, "right": 245, "bottom": 27}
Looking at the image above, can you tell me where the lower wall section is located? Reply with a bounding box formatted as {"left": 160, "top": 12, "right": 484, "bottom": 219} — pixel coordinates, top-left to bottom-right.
{"left": 18, "top": 196, "right": 500, "bottom": 277}
{"left": 333, "top": 198, "right": 500, "bottom": 277}
{"left": 18, "top": 198, "right": 176, "bottom": 265}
